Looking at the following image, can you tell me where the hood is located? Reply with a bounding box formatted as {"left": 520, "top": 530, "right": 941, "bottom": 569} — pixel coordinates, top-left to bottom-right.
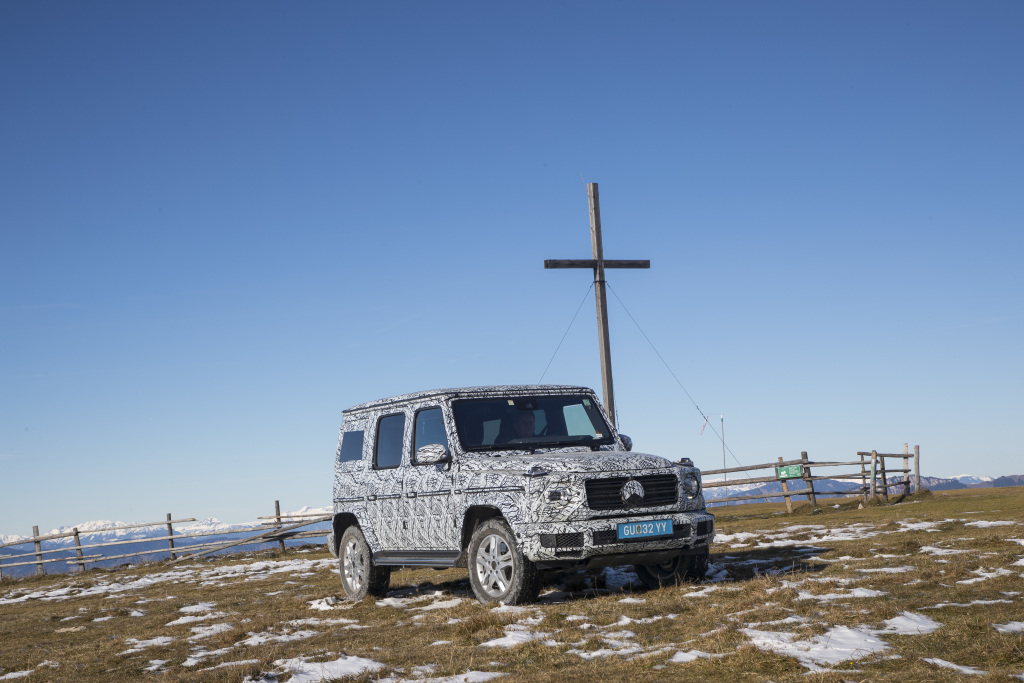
{"left": 459, "top": 449, "right": 677, "bottom": 475}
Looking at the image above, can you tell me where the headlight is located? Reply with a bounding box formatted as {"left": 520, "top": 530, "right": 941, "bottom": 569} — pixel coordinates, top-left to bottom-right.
{"left": 681, "top": 472, "right": 701, "bottom": 499}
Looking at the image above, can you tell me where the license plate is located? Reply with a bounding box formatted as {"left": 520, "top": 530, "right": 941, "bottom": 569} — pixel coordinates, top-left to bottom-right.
{"left": 617, "top": 519, "right": 673, "bottom": 540}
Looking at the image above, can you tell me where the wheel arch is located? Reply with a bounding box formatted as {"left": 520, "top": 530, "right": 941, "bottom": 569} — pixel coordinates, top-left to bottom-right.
{"left": 461, "top": 506, "right": 505, "bottom": 551}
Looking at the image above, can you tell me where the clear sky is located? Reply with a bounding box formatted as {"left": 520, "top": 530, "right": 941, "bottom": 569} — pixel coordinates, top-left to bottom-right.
{"left": 2, "top": 2, "right": 1021, "bottom": 536}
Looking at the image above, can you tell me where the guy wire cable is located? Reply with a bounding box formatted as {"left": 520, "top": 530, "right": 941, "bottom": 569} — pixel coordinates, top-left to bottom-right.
{"left": 606, "top": 282, "right": 773, "bottom": 500}
{"left": 539, "top": 282, "right": 595, "bottom": 383}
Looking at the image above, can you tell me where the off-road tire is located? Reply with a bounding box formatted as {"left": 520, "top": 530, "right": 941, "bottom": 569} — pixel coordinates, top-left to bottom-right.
{"left": 338, "top": 526, "right": 390, "bottom": 601}
{"left": 467, "top": 518, "right": 540, "bottom": 605}
{"left": 634, "top": 550, "right": 708, "bottom": 590}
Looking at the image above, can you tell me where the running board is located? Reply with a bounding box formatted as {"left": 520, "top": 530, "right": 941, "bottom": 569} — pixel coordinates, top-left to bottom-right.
{"left": 373, "top": 551, "right": 462, "bottom": 567}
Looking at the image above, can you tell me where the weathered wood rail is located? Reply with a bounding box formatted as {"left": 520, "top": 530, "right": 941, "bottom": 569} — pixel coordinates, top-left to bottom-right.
{"left": 0, "top": 501, "right": 331, "bottom": 580}
{"left": 702, "top": 444, "right": 921, "bottom": 513}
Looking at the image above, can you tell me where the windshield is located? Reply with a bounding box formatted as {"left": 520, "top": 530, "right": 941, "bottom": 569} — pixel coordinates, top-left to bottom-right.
{"left": 452, "top": 395, "right": 614, "bottom": 452}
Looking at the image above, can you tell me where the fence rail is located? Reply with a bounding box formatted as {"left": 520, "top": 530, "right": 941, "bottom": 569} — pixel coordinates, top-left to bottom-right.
{"left": 702, "top": 444, "right": 921, "bottom": 513}
{"left": 0, "top": 501, "right": 331, "bottom": 580}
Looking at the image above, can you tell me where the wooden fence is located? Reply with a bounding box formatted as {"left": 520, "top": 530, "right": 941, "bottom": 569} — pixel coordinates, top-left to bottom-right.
{"left": 0, "top": 501, "right": 331, "bottom": 580}
{"left": 702, "top": 444, "right": 921, "bottom": 513}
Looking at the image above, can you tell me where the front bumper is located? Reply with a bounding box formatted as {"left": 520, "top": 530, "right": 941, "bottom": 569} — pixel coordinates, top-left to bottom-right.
{"left": 520, "top": 511, "right": 715, "bottom": 569}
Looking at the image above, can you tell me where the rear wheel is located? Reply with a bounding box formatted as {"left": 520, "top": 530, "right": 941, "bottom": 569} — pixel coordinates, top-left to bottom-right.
{"left": 338, "top": 526, "right": 390, "bottom": 601}
{"left": 467, "top": 519, "right": 540, "bottom": 605}
{"left": 634, "top": 551, "right": 708, "bottom": 590}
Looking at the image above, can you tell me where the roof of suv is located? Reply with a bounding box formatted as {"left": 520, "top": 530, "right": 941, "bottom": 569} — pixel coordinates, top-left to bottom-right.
{"left": 342, "top": 384, "right": 595, "bottom": 414}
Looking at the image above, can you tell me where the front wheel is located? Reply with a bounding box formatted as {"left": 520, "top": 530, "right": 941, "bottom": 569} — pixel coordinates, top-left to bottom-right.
{"left": 634, "top": 550, "right": 708, "bottom": 590}
{"left": 338, "top": 526, "right": 390, "bottom": 601}
{"left": 467, "top": 519, "right": 540, "bottom": 605}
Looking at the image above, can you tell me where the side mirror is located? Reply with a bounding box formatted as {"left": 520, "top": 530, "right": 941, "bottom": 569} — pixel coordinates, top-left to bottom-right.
{"left": 619, "top": 434, "right": 633, "bottom": 452}
{"left": 415, "top": 443, "right": 450, "bottom": 465}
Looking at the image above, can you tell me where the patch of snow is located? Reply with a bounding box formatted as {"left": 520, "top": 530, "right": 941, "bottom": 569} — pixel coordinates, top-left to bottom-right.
{"left": 239, "top": 629, "right": 319, "bottom": 646}
{"left": 618, "top": 597, "right": 645, "bottom": 604}
{"left": 189, "top": 623, "right": 233, "bottom": 641}
{"left": 201, "top": 659, "right": 260, "bottom": 671}
{"left": 166, "top": 612, "right": 227, "bottom": 626}
{"left": 922, "top": 658, "right": 986, "bottom": 675}
{"left": 742, "top": 626, "right": 889, "bottom": 672}
{"left": 877, "top": 612, "right": 941, "bottom": 635}
{"left": 180, "top": 602, "right": 217, "bottom": 613}
{"left": 668, "top": 649, "right": 723, "bottom": 663}
{"left": 956, "top": 568, "right": 1012, "bottom": 585}
{"left": 142, "top": 660, "right": 167, "bottom": 672}
{"left": 964, "top": 520, "right": 1015, "bottom": 528}
{"left": 923, "top": 599, "right": 1013, "bottom": 609}
{"left": 919, "top": 546, "right": 967, "bottom": 556}
{"left": 994, "top": 622, "right": 1024, "bottom": 634}
{"left": 118, "top": 636, "right": 175, "bottom": 655}
{"left": 271, "top": 654, "right": 385, "bottom": 682}
{"left": 479, "top": 628, "right": 553, "bottom": 648}
{"left": 857, "top": 566, "right": 915, "bottom": 574}
{"left": 412, "top": 598, "right": 463, "bottom": 611}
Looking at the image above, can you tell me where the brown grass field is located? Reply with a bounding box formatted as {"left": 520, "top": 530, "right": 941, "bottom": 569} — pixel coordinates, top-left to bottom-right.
{"left": 1, "top": 487, "right": 1022, "bottom": 682}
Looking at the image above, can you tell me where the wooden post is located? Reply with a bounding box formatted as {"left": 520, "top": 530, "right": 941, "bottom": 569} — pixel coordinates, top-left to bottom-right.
{"left": 879, "top": 453, "right": 889, "bottom": 501}
{"left": 800, "top": 451, "right": 817, "bottom": 507}
{"left": 870, "top": 450, "right": 878, "bottom": 499}
{"left": 778, "top": 457, "right": 793, "bottom": 514}
{"left": 914, "top": 444, "right": 920, "bottom": 493}
{"left": 33, "top": 525, "right": 43, "bottom": 576}
{"left": 860, "top": 452, "right": 868, "bottom": 501}
{"left": 73, "top": 528, "right": 85, "bottom": 572}
{"left": 165, "top": 513, "right": 176, "bottom": 561}
{"left": 543, "top": 184, "right": 650, "bottom": 429}
{"left": 587, "top": 184, "right": 616, "bottom": 426}
{"left": 275, "top": 500, "right": 286, "bottom": 553}
{"left": 902, "top": 443, "right": 910, "bottom": 496}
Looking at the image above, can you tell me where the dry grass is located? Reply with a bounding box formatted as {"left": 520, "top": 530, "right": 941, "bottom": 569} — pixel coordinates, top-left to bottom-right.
{"left": 1, "top": 487, "right": 1023, "bottom": 681}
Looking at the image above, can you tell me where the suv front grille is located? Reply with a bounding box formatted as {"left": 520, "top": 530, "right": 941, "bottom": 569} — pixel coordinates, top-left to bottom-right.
{"left": 584, "top": 474, "right": 678, "bottom": 510}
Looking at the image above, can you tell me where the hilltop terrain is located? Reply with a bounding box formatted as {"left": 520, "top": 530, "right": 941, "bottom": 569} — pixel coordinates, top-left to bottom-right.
{"left": 1, "top": 488, "right": 1022, "bottom": 681}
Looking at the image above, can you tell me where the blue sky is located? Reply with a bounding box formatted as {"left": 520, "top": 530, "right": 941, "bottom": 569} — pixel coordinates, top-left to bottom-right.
{"left": 2, "top": 2, "right": 1021, "bottom": 535}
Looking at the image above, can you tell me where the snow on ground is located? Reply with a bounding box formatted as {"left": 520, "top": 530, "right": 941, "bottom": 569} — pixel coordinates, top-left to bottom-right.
{"left": 922, "top": 658, "right": 987, "bottom": 675}
{"left": 267, "top": 654, "right": 385, "bottom": 682}
{"left": 994, "top": 622, "right": 1024, "bottom": 634}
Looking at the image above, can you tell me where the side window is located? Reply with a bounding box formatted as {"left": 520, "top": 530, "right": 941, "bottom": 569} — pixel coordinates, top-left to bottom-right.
{"left": 375, "top": 414, "right": 405, "bottom": 469}
{"left": 338, "top": 430, "right": 365, "bottom": 463}
{"left": 413, "top": 407, "right": 449, "bottom": 464}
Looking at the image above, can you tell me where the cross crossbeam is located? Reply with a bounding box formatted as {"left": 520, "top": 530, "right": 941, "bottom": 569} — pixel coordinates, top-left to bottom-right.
{"left": 544, "top": 183, "right": 649, "bottom": 428}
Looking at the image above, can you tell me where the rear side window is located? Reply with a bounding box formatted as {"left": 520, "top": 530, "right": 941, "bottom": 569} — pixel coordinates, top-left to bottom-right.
{"left": 375, "top": 414, "right": 405, "bottom": 469}
{"left": 338, "top": 430, "right": 365, "bottom": 463}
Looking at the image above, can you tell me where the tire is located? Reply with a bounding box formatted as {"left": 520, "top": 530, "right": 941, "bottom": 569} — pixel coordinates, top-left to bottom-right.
{"left": 634, "top": 550, "right": 708, "bottom": 590}
{"left": 338, "top": 526, "right": 391, "bottom": 601}
{"left": 467, "top": 518, "right": 540, "bottom": 605}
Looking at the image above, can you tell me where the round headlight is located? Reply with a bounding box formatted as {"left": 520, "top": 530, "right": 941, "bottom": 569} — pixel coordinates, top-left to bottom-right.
{"left": 682, "top": 473, "right": 701, "bottom": 499}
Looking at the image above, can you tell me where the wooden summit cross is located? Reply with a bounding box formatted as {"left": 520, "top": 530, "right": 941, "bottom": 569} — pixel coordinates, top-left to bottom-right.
{"left": 544, "top": 183, "right": 649, "bottom": 427}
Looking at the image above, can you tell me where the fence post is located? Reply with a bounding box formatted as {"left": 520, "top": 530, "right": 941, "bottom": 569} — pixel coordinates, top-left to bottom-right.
{"left": 880, "top": 453, "right": 889, "bottom": 501}
{"left": 800, "top": 451, "right": 817, "bottom": 507}
{"left": 275, "top": 500, "right": 286, "bottom": 553}
{"left": 166, "top": 513, "right": 176, "bottom": 561}
{"left": 902, "top": 443, "right": 910, "bottom": 496}
{"left": 914, "top": 444, "right": 921, "bottom": 493}
{"left": 860, "top": 452, "right": 868, "bottom": 501}
{"left": 33, "top": 525, "right": 43, "bottom": 576}
{"left": 869, "top": 450, "right": 878, "bottom": 499}
{"left": 73, "top": 528, "right": 85, "bottom": 572}
{"left": 777, "top": 457, "right": 793, "bottom": 514}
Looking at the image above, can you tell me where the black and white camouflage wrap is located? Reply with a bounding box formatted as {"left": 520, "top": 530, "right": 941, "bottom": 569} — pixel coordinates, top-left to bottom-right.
{"left": 332, "top": 385, "right": 714, "bottom": 566}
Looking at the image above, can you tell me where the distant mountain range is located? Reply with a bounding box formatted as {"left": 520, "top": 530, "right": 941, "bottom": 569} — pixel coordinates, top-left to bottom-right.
{"left": 703, "top": 473, "right": 1024, "bottom": 502}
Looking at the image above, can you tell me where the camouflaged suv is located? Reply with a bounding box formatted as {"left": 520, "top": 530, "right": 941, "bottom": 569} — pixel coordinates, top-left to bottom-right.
{"left": 327, "top": 385, "right": 714, "bottom": 604}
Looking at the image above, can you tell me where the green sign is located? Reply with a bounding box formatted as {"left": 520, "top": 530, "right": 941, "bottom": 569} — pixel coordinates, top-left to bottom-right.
{"left": 777, "top": 465, "right": 802, "bottom": 479}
